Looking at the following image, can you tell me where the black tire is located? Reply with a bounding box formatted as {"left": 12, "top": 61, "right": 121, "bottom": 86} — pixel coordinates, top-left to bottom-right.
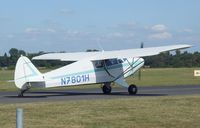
{"left": 128, "top": 84, "right": 138, "bottom": 95}
{"left": 18, "top": 89, "right": 27, "bottom": 97}
{"left": 18, "top": 92, "right": 23, "bottom": 97}
{"left": 102, "top": 83, "right": 112, "bottom": 94}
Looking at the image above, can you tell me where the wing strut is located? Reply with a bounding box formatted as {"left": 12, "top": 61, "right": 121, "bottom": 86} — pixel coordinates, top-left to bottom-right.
{"left": 114, "top": 58, "right": 142, "bottom": 81}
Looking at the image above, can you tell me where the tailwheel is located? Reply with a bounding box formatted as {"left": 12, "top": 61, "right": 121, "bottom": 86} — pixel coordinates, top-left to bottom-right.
{"left": 102, "top": 82, "right": 112, "bottom": 94}
{"left": 18, "top": 88, "right": 30, "bottom": 97}
{"left": 18, "top": 83, "right": 31, "bottom": 97}
{"left": 128, "top": 84, "right": 138, "bottom": 95}
{"left": 18, "top": 90, "right": 25, "bottom": 97}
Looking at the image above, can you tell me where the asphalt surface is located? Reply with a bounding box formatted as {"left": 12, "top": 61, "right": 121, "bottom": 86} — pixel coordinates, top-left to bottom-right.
{"left": 0, "top": 85, "right": 200, "bottom": 104}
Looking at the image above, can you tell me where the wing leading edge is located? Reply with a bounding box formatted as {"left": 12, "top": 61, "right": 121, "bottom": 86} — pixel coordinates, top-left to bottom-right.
{"left": 32, "top": 44, "right": 191, "bottom": 61}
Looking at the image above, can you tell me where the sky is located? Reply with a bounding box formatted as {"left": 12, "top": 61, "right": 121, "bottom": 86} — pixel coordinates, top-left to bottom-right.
{"left": 0, "top": 0, "right": 200, "bottom": 55}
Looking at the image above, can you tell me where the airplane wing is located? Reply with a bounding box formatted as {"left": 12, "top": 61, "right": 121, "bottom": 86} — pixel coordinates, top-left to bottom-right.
{"left": 32, "top": 52, "right": 99, "bottom": 61}
{"left": 32, "top": 44, "right": 191, "bottom": 61}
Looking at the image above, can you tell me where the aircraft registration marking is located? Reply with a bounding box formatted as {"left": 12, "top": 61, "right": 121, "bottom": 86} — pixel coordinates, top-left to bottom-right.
{"left": 61, "top": 74, "right": 90, "bottom": 85}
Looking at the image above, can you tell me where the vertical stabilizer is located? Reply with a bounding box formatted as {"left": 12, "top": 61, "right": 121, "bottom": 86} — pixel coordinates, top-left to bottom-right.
{"left": 14, "top": 56, "right": 44, "bottom": 89}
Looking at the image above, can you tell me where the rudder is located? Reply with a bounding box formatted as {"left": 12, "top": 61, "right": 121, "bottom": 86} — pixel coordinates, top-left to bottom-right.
{"left": 14, "top": 56, "right": 44, "bottom": 89}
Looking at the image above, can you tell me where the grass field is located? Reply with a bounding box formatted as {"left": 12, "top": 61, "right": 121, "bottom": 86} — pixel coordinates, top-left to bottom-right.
{"left": 128, "top": 68, "right": 200, "bottom": 86}
{"left": 0, "top": 68, "right": 199, "bottom": 91}
{"left": 0, "top": 70, "right": 15, "bottom": 91}
{"left": 0, "top": 95, "right": 200, "bottom": 128}
{"left": 0, "top": 68, "right": 200, "bottom": 128}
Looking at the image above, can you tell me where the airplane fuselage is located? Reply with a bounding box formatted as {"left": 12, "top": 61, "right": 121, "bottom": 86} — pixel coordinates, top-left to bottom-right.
{"left": 42, "top": 57, "right": 144, "bottom": 88}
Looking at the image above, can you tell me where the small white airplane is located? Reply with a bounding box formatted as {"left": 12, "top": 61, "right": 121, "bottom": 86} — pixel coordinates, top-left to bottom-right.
{"left": 14, "top": 44, "right": 191, "bottom": 96}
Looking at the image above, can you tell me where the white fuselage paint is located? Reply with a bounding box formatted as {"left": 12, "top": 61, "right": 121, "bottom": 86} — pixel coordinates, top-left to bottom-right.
{"left": 40, "top": 57, "right": 144, "bottom": 88}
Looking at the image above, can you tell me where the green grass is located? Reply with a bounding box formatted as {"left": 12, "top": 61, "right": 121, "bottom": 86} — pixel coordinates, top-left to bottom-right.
{"left": 0, "top": 68, "right": 200, "bottom": 91}
{"left": 0, "top": 68, "right": 200, "bottom": 127}
{"left": 0, "top": 70, "right": 15, "bottom": 91}
{"left": 127, "top": 68, "right": 200, "bottom": 86}
{"left": 0, "top": 95, "right": 200, "bottom": 128}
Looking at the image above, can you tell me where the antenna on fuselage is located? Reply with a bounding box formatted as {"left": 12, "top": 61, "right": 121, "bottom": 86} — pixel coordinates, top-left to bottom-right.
{"left": 97, "top": 38, "right": 104, "bottom": 52}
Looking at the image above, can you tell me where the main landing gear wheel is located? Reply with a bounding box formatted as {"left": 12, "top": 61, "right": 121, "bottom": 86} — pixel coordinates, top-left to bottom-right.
{"left": 102, "top": 83, "right": 112, "bottom": 94}
{"left": 128, "top": 84, "right": 138, "bottom": 95}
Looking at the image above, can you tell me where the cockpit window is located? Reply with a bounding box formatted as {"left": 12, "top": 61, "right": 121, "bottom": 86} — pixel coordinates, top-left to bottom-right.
{"left": 105, "top": 59, "right": 118, "bottom": 66}
{"left": 123, "top": 58, "right": 127, "bottom": 61}
{"left": 94, "top": 58, "right": 122, "bottom": 68}
{"left": 95, "top": 60, "right": 103, "bottom": 68}
{"left": 117, "top": 59, "right": 123, "bottom": 63}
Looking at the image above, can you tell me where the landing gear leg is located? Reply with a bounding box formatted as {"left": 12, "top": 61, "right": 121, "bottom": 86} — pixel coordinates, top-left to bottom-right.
{"left": 102, "top": 82, "right": 112, "bottom": 94}
{"left": 18, "top": 82, "right": 31, "bottom": 97}
{"left": 18, "top": 89, "right": 27, "bottom": 97}
{"left": 18, "top": 84, "right": 31, "bottom": 97}
{"left": 128, "top": 84, "right": 138, "bottom": 95}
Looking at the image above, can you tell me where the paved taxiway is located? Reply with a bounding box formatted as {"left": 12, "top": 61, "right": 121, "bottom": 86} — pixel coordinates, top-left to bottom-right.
{"left": 0, "top": 85, "right": 200, "bottom": 104}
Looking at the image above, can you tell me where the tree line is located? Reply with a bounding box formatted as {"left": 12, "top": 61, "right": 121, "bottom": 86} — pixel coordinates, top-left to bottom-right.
{"left": 0, "top": 48, "right": 200, "bottom": 69}
{"left": 145, "top": 50, "right": 200, "bottom": 67}
{"left": 0, "top": 48, "right": 71, "bottom": 69}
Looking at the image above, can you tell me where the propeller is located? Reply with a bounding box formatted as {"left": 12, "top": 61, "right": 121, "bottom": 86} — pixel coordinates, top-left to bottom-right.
{"left": 140, "top": 42, "right": 144, "bottom": 48}
{"left": 138, "top": 42, "right": 144, "bottom": 80}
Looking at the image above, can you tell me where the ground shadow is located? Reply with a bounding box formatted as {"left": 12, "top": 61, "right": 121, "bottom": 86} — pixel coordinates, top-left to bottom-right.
{"left": 24, "top": 91, "right": 167, "bottom": 98}
{"left": 5, "top": 90, "right": 167, "bottom": 98}
{"left": 5, "top": 95, "right": 47, "bottom": 98}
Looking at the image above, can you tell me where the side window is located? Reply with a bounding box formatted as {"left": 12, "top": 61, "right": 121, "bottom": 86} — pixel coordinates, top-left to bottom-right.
{"left": 105, "top": 59, "right": 118, "bottom": 66}
{"left": 105, "top": 60, "right": 112, "bottom": 66}
{"left": 111, "top": 59, "right": 118, "bottom": 65}
{"left": 123, "top": 58, "right": 127, "bottom": 62}
{"left": 95, "top": 60, "right": 103, "bottom": 68}
{"left": 118, "top": 59, "right": 123, "bottom": 63}
{"left": 95, "top": 59, "right": 120, "bottom": 68}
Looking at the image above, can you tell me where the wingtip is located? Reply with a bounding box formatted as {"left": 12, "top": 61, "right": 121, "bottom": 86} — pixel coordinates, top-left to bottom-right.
{"left": 177, "top": 44, "right": 192, "bottom": 48}
{"left": 183, "top": 44, "right": 192, "bottom": 48}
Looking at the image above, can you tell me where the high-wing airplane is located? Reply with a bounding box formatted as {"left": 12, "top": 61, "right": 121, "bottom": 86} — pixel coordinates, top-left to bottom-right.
{"left": 14, "top": 44, "right": 191, "bottom": 96}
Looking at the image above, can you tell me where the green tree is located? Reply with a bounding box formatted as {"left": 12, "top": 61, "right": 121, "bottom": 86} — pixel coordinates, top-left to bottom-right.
{"left": 9, "top": 48, "right": 26, "bottom": 66}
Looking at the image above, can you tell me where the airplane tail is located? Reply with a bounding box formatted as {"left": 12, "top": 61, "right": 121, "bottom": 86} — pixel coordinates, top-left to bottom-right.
{"left": 14, "top": 56, "right": 45, "bottom": 89}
